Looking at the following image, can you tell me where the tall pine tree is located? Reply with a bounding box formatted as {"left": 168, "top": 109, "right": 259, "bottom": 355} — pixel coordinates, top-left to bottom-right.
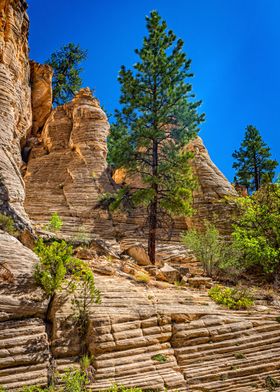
{"left": 232, "top": 125, "right": 278, "bottom": 193}
{"left": 46, "top": 43, "right": 87, "bottom": 106}
{"left": 107, "top": 11, "right": 204, "bottom": 263}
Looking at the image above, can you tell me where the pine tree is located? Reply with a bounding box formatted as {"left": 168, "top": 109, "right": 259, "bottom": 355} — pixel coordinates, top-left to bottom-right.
{"left": 232, "top": 125, "right": 278, "bottom": 193}
{"left": 46, "top": 43, "right": 87, "bottom": 105}
{"left": 107, "top": 11, "right": 204, "bottom": 263}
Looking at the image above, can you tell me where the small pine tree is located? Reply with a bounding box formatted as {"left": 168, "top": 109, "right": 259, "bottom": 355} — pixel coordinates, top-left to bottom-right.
{"left": 232, "top": 125, "right": 278, "bottom": 193}
{"left": 46, "top": 43, "right": 87, "bottom": 105}
{"left": 107, "top": 11, "right": 204, "bottom": 263}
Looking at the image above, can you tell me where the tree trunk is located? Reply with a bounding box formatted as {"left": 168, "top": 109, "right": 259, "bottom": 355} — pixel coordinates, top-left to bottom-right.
{"left": 148, "top": 140, "right": 158, "bottom": 264}
{"left": 253, "top": 151, "right": 260, "bottom": 191}
{"left": 148, "top": 199, "right": 157, "bottom": 263}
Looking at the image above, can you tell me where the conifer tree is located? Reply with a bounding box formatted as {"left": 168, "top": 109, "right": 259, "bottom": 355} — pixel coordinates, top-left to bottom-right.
{"left": 46, "top": 43, "right": 87, "bottom": 105}
{"left": 107, "top": 11, "right": 204, "bottom": 263}
{"left": 232, "top": 125, "right": 278, "bottom": 193}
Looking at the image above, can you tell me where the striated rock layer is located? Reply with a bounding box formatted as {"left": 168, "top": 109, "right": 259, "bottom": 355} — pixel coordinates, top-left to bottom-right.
{"left": 51, "top": 269, "right": 280, "bottom": 392}
{"left": 25, "top": 88, "right": 115, "bottom": 239}
{"left": 187, "top": 137, "right": 238, "bottom": 236}
{"left": 0, "top": 230, "right": 49, "bottom": 390}
{"left": 0, "top": 2, "right": 50, "bottom": 390}
{"left": 0, "top": 0, "right": 32, "bottom": 229}
{"left": 30, "top": 60, "right": 53, "bottom": 135}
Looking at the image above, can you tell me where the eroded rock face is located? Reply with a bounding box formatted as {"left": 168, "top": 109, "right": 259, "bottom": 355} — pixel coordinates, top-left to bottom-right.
{"left": 30, "top": 60, "right": 53, "bottom": 135}
{"left": 51, "top": 272, "right": 280, "bottom": 392}
{"left": 0, "top": 231, "right": 49, "bottom": 390}
{"left": 187, "top": 137, "right": 238, "bottom": 235}
{"left": 25, "top": 88, "right": 114, "bottom": 238}
{"left": 0, "top": 0, "right": 32, "bottom": 229}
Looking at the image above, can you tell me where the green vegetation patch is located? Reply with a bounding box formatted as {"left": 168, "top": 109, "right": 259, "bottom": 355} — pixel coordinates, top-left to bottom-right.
{"left": 151, "top": 353, "right": 168, "bottom": 363}
{"left": 208, "top": 285, "right": 254, "bottom": 310}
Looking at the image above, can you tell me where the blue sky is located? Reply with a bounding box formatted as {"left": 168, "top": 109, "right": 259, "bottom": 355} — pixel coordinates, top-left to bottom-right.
{"left": 28, "top": 0, "right": 279, "bottom": 181}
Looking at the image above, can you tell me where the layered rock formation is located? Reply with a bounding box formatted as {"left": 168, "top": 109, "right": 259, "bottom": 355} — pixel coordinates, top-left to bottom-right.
{"left": 51, "top": 264, "right": 280, "bottom": 392}
{"left": 0, "top": 230, "right": 49, "bottom": 390}
{"left": 0, "top": 2, "right": 49, "bottom": 389}
{"left": 187, "top": 137, "right": 238, "bottom": 236}
{"left": 1, "top": 1, "right": 280, "bottom": 392}
{"left": 0, "top": 0, "right": 32, "bottom": 229}
{"left": 30, "top": 61, "right": 53, "bottom": 135}
{"left": 24, "top": 88, "right": 114, "bottom": 239}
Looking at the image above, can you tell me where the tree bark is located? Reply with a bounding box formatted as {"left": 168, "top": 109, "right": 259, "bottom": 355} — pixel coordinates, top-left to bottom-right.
{"left": 253, "top": 151, "right": 260, "bottom": 191}
{"left": 148, "top": 140, "right": 158, "bottom": 264}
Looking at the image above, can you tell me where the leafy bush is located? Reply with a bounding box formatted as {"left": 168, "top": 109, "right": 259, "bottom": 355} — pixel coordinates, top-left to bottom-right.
{"left": 34, "top": 239, "right": 100, "bottom": 301}
{"left": 134, "top": 271, "right": 151, "bottom": 283}
{"left": 265, "top": 375, "right": 280, "bottom": 391}
{"left": 21, "top": 387, "right": 46, "bottom": 392}
{"left": 105, "top": 385, "right": 144, "bottom": 392}
{"left": 45, "top": 212, "right": 63, "bottom": 232}
{"left": 0, "top": 213, "right": 17, "bottom": 236}
{"left": 232, "top": 183, "right": 280, "bottom": 279}
{"left": 151, "top": 354, "right": 167, "bottom": 363}
{"left": 61, "top": 369, "right": 89, "bottom": 392}
{"left": 182, "top": 222, "right": 242, "bottom": 277}
{"left": 208, "top": 285, "right": 254, "bottom": 310}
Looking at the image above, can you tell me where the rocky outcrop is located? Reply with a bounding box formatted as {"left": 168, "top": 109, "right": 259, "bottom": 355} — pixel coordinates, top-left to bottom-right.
{"left": 0, "top": 230, "right": 49, "bottom": 390}
{"left": 187, "top": 137, "right": 238, "bottom": 236}
{"left": 25, "top": 88, "right": 114, "bottom": 238}
{"left": 50, "top": 267, "right": 280, "bottom": 392}
{"left": 30, "top": 61, "right": 53, "bottom": 135}
{"left": 0, "top": 3, "right": 50, "bottom": 390}
{"left": 0, "top": 0, "right": 32, "bottom": 229}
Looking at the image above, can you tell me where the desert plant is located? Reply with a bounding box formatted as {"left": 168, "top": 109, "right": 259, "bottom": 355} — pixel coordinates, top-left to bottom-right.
{"left": 0, "top": 213, "right": 17, "bottom": 236}
{"left": 182, "top": 222, "right": 242, "bottom": 277}
{"left": 60, "top": 369, "right": 89, "bottom": 392}
{"left": 208, "top": 285, "right": 254, "bottom": 310}
{"left": 174, "top": 280, "right": 185, "bottom": 289}
{"left": 45, "top": 212, "right": 63, "bottom": 232}
{"left": 265, "top": 375, "right": 280, "bottom": 391}
{"left": 46, "top": 43, "right": 87, "bottom": 106}
{"left": 105, "top": 385, "right": 144, "bottom": 392}
{"left": 234, "top": 352, "right": 246, "bottom": 360}
{"left": 232, "top": 183, "right": 280, "bottom": 280}
{"left": 151, "top": 354, "right": 167, "bottom": 363}
{"left": 107, "top": 10, "right": 204, "bottom": 264}
{"left": 20, "top": 387, "right": 46, "bottom": 392}
{"left": 34, "top": 238, "right": 100, "bottom": 357}
{"left": 134, "top": 271, "right": 151, "bottom": 283}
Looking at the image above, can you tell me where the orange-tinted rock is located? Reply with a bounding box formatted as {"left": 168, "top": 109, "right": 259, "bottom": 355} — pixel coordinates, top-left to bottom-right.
{"left": 0, "top": 0, "right": 32, "bottom": 229}
{"left": 30, "top": 60, "right": 53, "bottom": 135}
{"left": 25, "top": 88, "right": 115, "bottom": 239}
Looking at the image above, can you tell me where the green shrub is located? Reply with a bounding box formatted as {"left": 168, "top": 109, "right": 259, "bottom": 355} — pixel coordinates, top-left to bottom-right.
{"left": 151, "top": 354, "right": 167, "bottom": 363}
{"left": 34, "top": 238, "right": 100, "bottom": 301}
{"left": 0, "top": 213, "right": 17, "bottom": 236}
{"left": 45, "top": 212, "right": 63, "bottom": 232}
{"left": 232, "top": 183, "right": 280, "bottom": 279}
{"left": 105, "top": 385, "right": 144, "bottom": 392}
{"left": 182, "top": 222, "right": 242, "bottom": 277}
{"left": 234, "top": 352, "right": 246, "bottom": 360}
{"left": 80, "top": 354, "right": 94, "bottom": 372}
{"left": 61, "top": 369, "right": 88, "bottom": 392}
{"left": 134, "top": 271, "right": 151, "bottom": 283}
{"left": 265, "top": 375, "right": 280, "bottom": 391}
{"left": 208, "top": 285, "right": 254, "bottom": 310}
{"left": 20, "top": 387, "right": 46, "bottom": 392}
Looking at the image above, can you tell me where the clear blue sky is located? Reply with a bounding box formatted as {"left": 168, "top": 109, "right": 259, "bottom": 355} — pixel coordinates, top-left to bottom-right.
{"left": 28, "top": 0, "right": 279, "bottom": 181}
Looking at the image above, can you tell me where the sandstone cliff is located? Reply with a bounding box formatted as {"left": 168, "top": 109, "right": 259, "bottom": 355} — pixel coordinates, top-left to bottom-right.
{"left": 0, "top": 0, "right": 32, "bottom": 229}
{"left": 24, "top": 87, "right": 115, "bottom": 239}
{"left": 0, "top": 1, "right": 280, "bottom": 392}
